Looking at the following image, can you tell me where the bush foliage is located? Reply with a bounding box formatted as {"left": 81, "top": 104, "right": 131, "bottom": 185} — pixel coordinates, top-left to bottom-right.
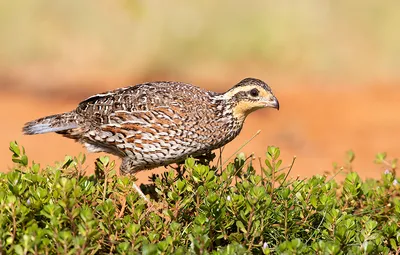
{"left": 1, "top": 142, "right": 400, "bottom": 254}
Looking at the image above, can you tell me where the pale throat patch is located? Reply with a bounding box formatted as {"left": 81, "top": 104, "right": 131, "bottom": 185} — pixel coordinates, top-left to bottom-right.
{"left": 232, "top": 100, "right": 264, "bottom": 121}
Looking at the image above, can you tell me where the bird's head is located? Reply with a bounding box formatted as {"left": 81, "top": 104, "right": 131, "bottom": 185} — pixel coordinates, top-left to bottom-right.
{"left": 223, "top": 78, "right": 279, "bottom": 121}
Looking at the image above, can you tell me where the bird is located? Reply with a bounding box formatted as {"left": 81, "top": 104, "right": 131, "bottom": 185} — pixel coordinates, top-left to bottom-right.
{"left": 23, "top": 78, "right": 279, "bottom": 198}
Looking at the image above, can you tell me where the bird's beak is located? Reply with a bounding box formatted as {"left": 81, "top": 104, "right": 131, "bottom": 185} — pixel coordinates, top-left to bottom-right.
{"left": 263, "top": 96, "right": 279, "bottom": 110}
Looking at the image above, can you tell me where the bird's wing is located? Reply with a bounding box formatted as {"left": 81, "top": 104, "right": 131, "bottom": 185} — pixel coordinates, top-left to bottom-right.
{"left": 75, "top": 81, "right": 215, "bottom": 143}
{"left": 75, "top": 82, "right": 219, "bottom": 160}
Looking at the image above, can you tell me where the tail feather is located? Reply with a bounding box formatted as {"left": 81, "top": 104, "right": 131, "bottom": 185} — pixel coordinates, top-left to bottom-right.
{"left": 23, "top": 112, "right": 79, "bottom": 135}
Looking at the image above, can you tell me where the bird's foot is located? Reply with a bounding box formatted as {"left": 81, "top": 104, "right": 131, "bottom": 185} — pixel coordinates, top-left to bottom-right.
{"left": 195, "top": 151, "right": 216, "bottom": 165}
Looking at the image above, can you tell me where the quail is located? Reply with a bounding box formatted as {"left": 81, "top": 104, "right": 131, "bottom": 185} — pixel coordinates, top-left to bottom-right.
{"left": 23, "top": 78, "right": 279, "bottom": 198}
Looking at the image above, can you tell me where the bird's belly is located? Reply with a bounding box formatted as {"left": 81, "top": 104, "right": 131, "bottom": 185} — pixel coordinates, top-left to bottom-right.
{"left": 83, "top": 116, "right": 241, "bottom": 172}
{"left": 118, "top": 137, "right": 212, "bottom": 168}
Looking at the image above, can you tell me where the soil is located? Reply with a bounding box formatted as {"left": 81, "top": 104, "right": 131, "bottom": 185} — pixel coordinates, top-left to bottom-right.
{"left": 2, "top": 84, "right": 400, "bottom": 183}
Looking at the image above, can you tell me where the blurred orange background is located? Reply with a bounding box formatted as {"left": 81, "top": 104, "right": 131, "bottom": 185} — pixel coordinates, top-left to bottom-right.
{"left": 1, "top": 1, "right": 399, "bottom": 182}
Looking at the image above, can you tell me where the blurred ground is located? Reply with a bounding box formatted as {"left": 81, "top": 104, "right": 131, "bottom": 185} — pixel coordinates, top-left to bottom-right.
{"left": 1, "top": 1, "right": 400, "bottom": 182}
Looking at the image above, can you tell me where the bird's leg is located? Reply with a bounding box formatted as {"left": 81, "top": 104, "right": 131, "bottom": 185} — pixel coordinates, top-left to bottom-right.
{"left": 172, "top": 163, "right": 186, "bottom": 179}
{"left": 120, "top": 158, "right": 149, "bottom": 202}
{"left": 132, "top": 183, "right": 149, "bottom": 202}
{"left": 165, "top": 161, "right": 186, "bottom": 179}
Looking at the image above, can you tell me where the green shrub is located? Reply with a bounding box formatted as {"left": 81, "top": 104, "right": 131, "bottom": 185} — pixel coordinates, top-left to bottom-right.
{"left": 1, "top": 142, "right": 399, "bottom": 254}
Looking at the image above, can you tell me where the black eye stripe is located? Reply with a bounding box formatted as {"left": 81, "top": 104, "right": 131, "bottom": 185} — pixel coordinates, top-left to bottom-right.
{"left": 250, "top": 88, "right": 259, "bottom": 97}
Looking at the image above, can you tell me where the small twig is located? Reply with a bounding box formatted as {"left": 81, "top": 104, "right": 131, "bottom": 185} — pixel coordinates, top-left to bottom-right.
{"left": 218, "top": 147, "right": 224, "bottom": 174}
{"left": 327, "top": 167, "right": 345, "bottom": 183}
{"left": 217, "top": 130, "right": 261, "bottom": 171}
{"left": 12, "top": 204, "right": 16, "bottom": 242}
{"left": 118, "top": 196, "right": 127, "bottom": 218}
{"left": 305, "top": 208, "right": 327, "bottom": 244}
{"left": 102, "top": 169, "right": 108, "bottom": 202}
{"left": 281, "top": 156, "right": 297, "bottom": 185}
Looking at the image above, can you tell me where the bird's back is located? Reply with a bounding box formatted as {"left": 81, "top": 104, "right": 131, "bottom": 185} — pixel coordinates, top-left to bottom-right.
{"left": 76, "top": 82, "right": 216, "bottom": 125}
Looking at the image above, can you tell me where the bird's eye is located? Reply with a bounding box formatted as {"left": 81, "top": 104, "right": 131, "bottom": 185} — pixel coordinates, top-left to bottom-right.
{"left": 249, "top": 88, "right": 259, "bottom": 97}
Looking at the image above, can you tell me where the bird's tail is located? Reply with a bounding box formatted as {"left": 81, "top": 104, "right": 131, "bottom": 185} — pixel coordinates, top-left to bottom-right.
{"left": 23, "top": 111, "right": 79, "bottom": 135}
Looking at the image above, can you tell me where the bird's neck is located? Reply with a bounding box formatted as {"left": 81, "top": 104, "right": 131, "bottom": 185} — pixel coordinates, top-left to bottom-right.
{"left": 212, "top": 95, "right": 251, "bottom": 123}
{"left": 211, "top": 97, "right": 246, "bottom": 145}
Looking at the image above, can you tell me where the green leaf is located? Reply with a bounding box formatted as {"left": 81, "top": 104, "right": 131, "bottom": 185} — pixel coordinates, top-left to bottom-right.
{"left": 236, "top": 221, "right": 247, "bottom": 233}
{"left": 9, "top": 141, "right": 20, "bottom": 156}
